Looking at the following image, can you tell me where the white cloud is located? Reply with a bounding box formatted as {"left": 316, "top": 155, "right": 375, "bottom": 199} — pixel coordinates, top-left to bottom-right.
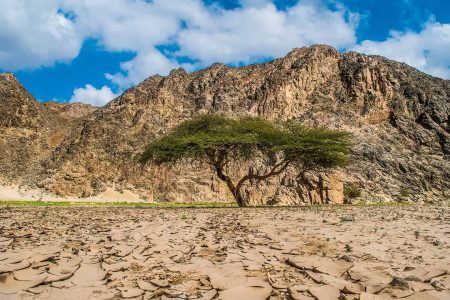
{"left": 0, "top": 0, "right": 82, "bottom": 70}
{"left": 176, "top": 1, "right": 357, "bottom": 67}
{"left": 106, "top": 49, "right": 180, "bottom": 88}
{"left": 57, "top": 0, "right": 357, "bottom": 88}
{"left": 70, "top": 84, "right": 118, "bottom": 107}
{"left": 353, "top": 22, "right": 450, "bottom": 79}
{"left": 59, "top": 0, "right": 193, "bottom": 52}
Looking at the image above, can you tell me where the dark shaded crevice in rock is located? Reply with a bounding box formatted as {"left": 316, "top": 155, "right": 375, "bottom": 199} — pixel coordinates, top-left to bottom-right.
{"left": 416, "top": 113, "right": 450, "bottom": 155}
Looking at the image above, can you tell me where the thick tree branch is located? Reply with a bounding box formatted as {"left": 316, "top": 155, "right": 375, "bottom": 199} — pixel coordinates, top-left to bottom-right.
{"left": 235, "top": 160, "right": 290, "bottom": 192}
{"left": 220, "top": 160, "right": 230, "bottom": 168}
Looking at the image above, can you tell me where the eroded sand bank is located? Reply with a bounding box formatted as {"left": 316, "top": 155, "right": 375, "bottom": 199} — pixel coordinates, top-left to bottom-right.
{"left": 0, "top": 206, "right": 449, "bottom": 299}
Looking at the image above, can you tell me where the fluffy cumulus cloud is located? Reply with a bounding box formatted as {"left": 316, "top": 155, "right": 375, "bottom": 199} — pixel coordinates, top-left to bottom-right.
{"left": 0, "top": 0, "right": 83, "bottom": 70}
{"left": 353, "top": 22, "right": 450, "bottom": 79}
{"left": 105, "top": 49, "right": 180, "bottom": 88}
{"left": 175, "top": 1, "right": 358, "bottom": 67}
{"left": 58, "top": 0, "right": 358, "bottom": 89}
{"left": 70, "top": 84, "right": 118, "bottom": 107}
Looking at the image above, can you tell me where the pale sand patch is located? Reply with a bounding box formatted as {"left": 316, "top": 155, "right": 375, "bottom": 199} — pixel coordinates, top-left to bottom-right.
{"left": 0, "top": 184, "right": 144, "bottom": 203}
{"left": 0, "top": 184, "right": 50, "bottom": 201}
{"left": 87, "top": 187, "right": 142, "bottom": 203}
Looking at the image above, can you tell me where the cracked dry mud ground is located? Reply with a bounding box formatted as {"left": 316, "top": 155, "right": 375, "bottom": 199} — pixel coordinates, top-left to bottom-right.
{"left": 0, "top": 206, "right": 449, "bottom": 300}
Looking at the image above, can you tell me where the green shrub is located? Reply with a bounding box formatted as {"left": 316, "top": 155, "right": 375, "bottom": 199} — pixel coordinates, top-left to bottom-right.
{"left": 344, "top": 183, "right": 362, "bottom": 200}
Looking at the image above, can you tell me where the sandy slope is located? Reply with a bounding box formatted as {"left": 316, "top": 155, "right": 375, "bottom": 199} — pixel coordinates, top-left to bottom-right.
{"left": 0, "top": 184, "right": 143, "bottom": 203}
{"left": 0, "top": 205, "right": 449, "bottom": 299}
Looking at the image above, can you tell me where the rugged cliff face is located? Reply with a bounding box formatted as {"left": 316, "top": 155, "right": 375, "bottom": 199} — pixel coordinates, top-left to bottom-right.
{"left": 43, "top": 101, "right": 97, "bottom": 120}
{"left": 1, "top": 45, "right": 449, "bottom": 204}
{"left": 0, "top": 73, "right": 58, "bottom": 182}
{"left": 0, "top": 73, "right": 54, "bottom": 129}
{"left": 0, "top": 75, "right": 96, "bottom": 184}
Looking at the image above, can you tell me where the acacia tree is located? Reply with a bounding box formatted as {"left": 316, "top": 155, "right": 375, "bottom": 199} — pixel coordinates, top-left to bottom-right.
{"left": 140, "top": 115, "right": 351, "bottom": 207}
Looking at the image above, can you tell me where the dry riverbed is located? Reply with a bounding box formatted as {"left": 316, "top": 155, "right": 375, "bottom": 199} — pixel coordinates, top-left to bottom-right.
{"left": 0, "top": 205, "right": 449, "bottom": 299}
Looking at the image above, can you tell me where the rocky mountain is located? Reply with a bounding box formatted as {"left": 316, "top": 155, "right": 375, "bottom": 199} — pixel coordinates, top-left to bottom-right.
{"left": 0, "top": 73, "right": 54, "bottom": 129}
{"left": 0, "top": 75, "right": 96, "bottom": 184}
{"left": 0, "top": 74, "right": 57, "bottom": 182}
{"left": 0, "top": 45, "right": 449, "bottom": 204}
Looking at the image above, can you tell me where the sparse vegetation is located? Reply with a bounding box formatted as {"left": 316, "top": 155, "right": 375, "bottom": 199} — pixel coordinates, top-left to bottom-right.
{"left": 345, "top": 243, "right": 353, "bottom": 252}
{"left": 414, "top": 230, "right": 420, "bottom": 239}
{"left": 340, "top": 215, "right": 355, "bottom": 222}
{"left": 398, "top": 187, "right": 412, "bottom": 201}
{"left": 140, "top": 115, "right": 351, "bottom": 207}
{"left": 344, "top": 183, "right": 362, "bottom": 201}
{"left": 0, "top": 200, "right": 237, "bottom": 208}
{"left": 432, "top": 239, "right": 442, "bottom": 246}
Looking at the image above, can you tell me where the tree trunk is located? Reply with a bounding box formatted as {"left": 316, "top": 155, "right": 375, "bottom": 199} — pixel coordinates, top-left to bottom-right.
{"left": 232, "top": 188, "right": 247, "bottom": 207}
{"left": 215, "top": 165, "right": 247, "bottom": 207}
{"left": 213, "top": 161, "right": 289, "bottom": 207}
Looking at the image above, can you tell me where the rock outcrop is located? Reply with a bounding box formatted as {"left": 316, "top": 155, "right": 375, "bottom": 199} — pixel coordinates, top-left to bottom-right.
{"left": 0, "top": 76, "right": 95, "bottom": 185}
{"left": 0, "top": 45, "right": 449, "bottom": 204}
{"left": 0, "top": 73, "right": 54, "bottom": 129}
{"left": 0, "top": 73, "right": 59, "bottom": 182}
{"left": 43, "top": 101, "right": 97, "bottom": 120}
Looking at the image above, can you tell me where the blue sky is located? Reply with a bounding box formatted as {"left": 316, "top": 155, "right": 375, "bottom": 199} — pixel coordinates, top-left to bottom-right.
{"left": 0, "top": 0, "right": 449, "bottom": 106}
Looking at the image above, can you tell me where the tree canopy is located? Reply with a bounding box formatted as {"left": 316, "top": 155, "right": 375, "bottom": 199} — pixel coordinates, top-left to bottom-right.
{"left": 140, "top": 115, "right": 351, "bottom": 206}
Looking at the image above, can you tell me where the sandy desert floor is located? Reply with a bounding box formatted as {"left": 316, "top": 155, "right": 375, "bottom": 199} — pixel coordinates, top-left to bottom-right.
{"left": 0, "top": 205, "right": 449, "bottom": 299}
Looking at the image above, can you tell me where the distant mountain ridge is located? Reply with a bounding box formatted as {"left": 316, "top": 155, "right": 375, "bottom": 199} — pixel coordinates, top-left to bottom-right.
{"left": 0, "top": 45, "right": 449, "bottom": 204}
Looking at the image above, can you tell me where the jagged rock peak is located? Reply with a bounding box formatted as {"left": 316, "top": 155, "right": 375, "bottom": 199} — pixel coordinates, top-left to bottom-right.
{"left": 287, "top": 44, "right": 340, "bottom": 57}
{"left": 0, "top": 72, "right": 19, "bottom": 82}
{"left": 0, "top": 72, "right": 53, "bottom": 129}
{"left": 169, "top": 67, "right": 188, "bottom": 76}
